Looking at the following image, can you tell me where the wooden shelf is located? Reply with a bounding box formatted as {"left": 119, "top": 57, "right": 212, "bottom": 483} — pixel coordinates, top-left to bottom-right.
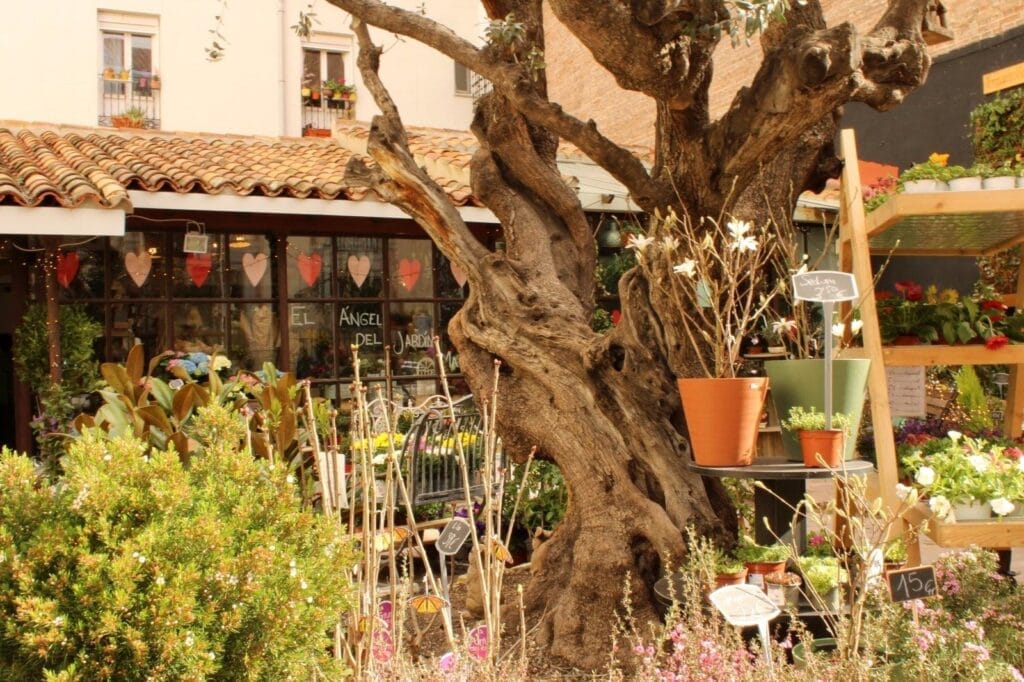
{"left": 840, "top": 344, "right": 1024, "bottom": 366}
{"left": 904, "top": 505, "right": 1024, "bottom": 550}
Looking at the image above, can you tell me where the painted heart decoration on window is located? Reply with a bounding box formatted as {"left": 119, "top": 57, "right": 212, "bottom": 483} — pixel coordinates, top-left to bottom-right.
{"left": 124, "top": 251, "right": 152, "bottom": 287}
{"left": 297, "top": 252, "right": 322, "bottom": 287}
{"left": 242, "top": 252, "right": 268, "bottom": 287}
{"left": 347, "top": 254, "right": 371, "bottom": 288}
{"left": 186, "top": 253, "right": 213, "bottom": 288}
{"left": 397, "top": 257, "right": 422, "bottom": 291}
{"left": 56, "top": 252, "right": 79, "bottom": 289}
{"left": 449, "top": 261, "right": 467, "bottom": 288}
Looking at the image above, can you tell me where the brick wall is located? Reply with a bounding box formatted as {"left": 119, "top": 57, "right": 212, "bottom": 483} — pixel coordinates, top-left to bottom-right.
{"left": 545, "top": 1, "right": 1024, "bottom": 149}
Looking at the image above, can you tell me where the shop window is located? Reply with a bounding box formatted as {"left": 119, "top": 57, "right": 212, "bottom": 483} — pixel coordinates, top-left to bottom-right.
{"left": 287, "top": 236, "right": 333, "bottom": 298}
{"left": 388, "top": 239, "right": 434, "bottom": 298}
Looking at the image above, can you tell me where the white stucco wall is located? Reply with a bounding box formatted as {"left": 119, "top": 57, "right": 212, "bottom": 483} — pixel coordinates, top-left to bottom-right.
{"left": 0, "top": 0, "right": 482, "bottom": 136}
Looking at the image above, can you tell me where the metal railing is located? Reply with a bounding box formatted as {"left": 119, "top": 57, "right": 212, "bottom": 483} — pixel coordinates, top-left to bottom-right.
{"left": 98, "top": 75, "right": 161, "bottom": 130}
{"left": 301, "top": 94, "right": 354, "bottom": 137}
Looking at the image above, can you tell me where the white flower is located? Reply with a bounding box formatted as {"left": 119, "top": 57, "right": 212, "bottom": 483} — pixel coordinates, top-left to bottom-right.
{"left": 726, "top": 219, "right": 758, "bottom": 252}
{"left": 914, "top": 466, "right": 936, "bottom": 486}
{"left": 968, "top": 455, "right": 989, "bottom": 473}
{"left": 929, "top": 495, "right": 952, "bottom": 520}
{"left": 726, "top": 219, "right": 752, "bottom": 238}
{"left": 673, "top": 259, "right": 697, "bottom": 278}
{"left": 661, "top": 235, "right": 680, "bottom": 251}
{"left": 53, "top": 616, "right": 64, "bottom": 627}
{"left": 138, "top": 554, "right": 147, "bottom": 564}
{"left": 300, "top": 579, "right": 308, "bottom": 590}
{"left": 156, "top": 576, "right": 165, "bottom": 586}
{"left": 168, "top": 379, "right": 184, "bottom": 391}
{"left": 851, "top": 319, "right": 864, "bottom": 335}
{"left": 286, "top": 474, "right": 295, "bottom": 485}
{"left": 306, "top": 596, "right": 314, "bottom": 604}
{"left": 832, "top": 323, "right": 845, "bottom": 338}
{"left": 895, "top": 483, "right": 914, "bottom": 500}
{"left": 771, "top": 318, "right": 797, "bottom": 338}
{"left": 730, "top": 234, "right": 759, "bottom": 253}
{"left": 185, "top": 634, "right": 194, "bottom": 647}
{"left": 211, "top": 356, "right": 232, "bottom": 372}
{"left": 947, "top": 430, "right": 962, "bottom": 442}
{"left": 208, "top": 652, "right": 216, "bottom": 661}
{"left": 625, "top": 234, "right": 654, "bottom": 251}
{"left": 991, "top": 497, "right": 1016, "bottom": 517}
{"left": 1018, "top": 458, "right": 1024, "bottom": 473}
{"left": 103, "top": 454, "right": 112, "bottom": 462}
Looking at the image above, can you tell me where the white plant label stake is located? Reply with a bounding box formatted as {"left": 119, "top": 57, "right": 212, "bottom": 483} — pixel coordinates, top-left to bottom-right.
{"left": 709, "top": 584, "right": 781, "bottom": 671}
{"left": 791, "top": 271, "right": 859, "bottom": 429}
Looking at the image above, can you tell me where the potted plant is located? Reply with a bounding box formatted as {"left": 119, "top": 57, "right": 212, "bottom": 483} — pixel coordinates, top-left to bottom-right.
{"left": 946, "top": 162, "right": 984, "bottom": 191}
{"left": 781, "top": 406, "right": 852, "bottom": 468}
{"left": 735, "top": 538, "right": 789, "bottom": 581}
{"left": 102, "top": 66, "right": 116, "bottom": 80}
{"left": 883, "top": 538, "right": 908, "bottom": 572}
{"left": 714, "top": 552, "right": 748, "bottom": 587}
{"left": 112, "top": 107, "right": 146, "bottom": 129}
{"left": 875, "top": 282, "right": 939, "bottom": 344}
{"left": 764, "top": 570, "right": 802, "bottom": 608}
{"left": 323, "top": 78, "right": 344, "bottom": 100}
{"left": 119, "top": 68, "right": 131, "bottom": 81}
{"left": 150, "top": 74, "right": 161, "bottom": 90}
{"left": 901, "top": 432, "right": 1001, "bottom": 521}
{"left": 632, "top": 210, "right": 784, "bottom": 467}
{"left": 798, "top": 555, "right": 848, "bottom": 612}
{"left": 976, "top": 160, "right": 1021, "bottom": 190}
{"left": 898, "top": 153, "right": 952, "bottom": 193}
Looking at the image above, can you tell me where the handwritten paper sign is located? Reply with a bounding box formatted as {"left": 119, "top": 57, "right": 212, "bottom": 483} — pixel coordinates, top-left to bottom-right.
{"left": 708, "top": 584, "right": 780, "bottom": 627}
{"left": 887, "top": 565, "right": 936, "bottom": 602}
{"left": 791, "top": 271, "right": 858, "bottom": 303}
{"left": 436, "top": 517, "right": 473, "bottom": 556}
{"left": 886, "top": 366, "right": 926, "bottom": 417}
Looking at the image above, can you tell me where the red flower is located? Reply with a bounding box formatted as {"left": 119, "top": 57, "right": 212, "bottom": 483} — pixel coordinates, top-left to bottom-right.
{"left": 875, "top": 290, "right": 894, "bottom": 301}
{"left": 981, "top": 300, "right": 1008, "bottom": 311}
{"left": 894, "top": 280, "right": 923, "bottom": 301}
{"left": 1004, "top": 447, "right": 1023, "bottom": 461}
{"left": 985, "top": 335, "right": 1010, "bottom": 350}
{"left": 904, "top": 433, "right": 934, "bottom": 446}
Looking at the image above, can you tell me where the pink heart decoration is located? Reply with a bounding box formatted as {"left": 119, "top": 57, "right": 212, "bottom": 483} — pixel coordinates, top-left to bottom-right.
{"left": 397, "top": 257, "right": 422, "bottom": 291}
{"left": 56, "top": 252, "right": 79, "bottom": 289}
{"left": 468, "top": 625, "right": 488, "bottom": 660}
{"left": 377, "top": 600, "right": 393, "bottom": 630}
{"left": 242, "top": 252, "right": 268, "bottom": 287}
{"left": 124, "top": 251, "right": 152, "bottom": 287}
{"left": 371, "top": 628, "right": 393, "bottom": 663}
{"left": 297, "top": 252, "right": 322, "bottom": 287}
{"left": 611, "top": 309, "right": 622, "bottom": 326}
{"left": 186, "top": 253, "right": 213, "bottom": 288}
{"left": 450, "top": 261, "right": 467, "bottom": 288}
{"left": 347, "top": 254, "right": 371, "bottom": 288}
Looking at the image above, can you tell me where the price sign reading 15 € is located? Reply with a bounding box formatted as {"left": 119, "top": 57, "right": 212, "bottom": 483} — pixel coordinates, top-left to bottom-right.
{"left": 791, "top": 270, "right": 858, "bottom": 303}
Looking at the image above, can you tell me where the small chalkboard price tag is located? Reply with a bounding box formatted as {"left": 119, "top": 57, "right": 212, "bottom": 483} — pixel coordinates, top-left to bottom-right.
{"left": 887, "top": 565, "right": 937, "bottom": 602}
{"left": 791, "top": 270, "right": 858, "bottom": 303}
{"left": 436, "top": 518, "right": 473, "bottom": 556}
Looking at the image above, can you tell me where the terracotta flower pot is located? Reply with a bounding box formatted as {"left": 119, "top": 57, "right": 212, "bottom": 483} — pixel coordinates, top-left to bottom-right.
{"left": 799, "top": 429, "right": 845, "bottom": 468}
{"left": 715, "top": 567, "right": 748, "bottom": 588}
{"left": 678, "top": 376, "right": 768, "bottom": 467}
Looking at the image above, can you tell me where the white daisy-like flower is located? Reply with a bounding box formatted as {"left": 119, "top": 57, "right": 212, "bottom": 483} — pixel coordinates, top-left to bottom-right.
{"left": 771, "top": 318, "right": 797, "bottom": 338}
{"left": 850, "top": 319, "right": 864, "bottom": 335}
{"left": 730, "top": 234, "right": 759, "bottom": 253}
{"left": 661, "top": 235, "right": 680, "bottom": 251}
{"left": 208, "top": 652, "right": 216, "bottom": 661}
{"left": 991, "top": 497, "right": 1015, "bottom": 517}
{"left": 929, "top": 495, "right": 952, "bottom": 520}
{"left": 726, "top": 219, "right": 752, "bottom": 238}
{"left": 673, "top": 259, "right": 697, "bottom": 278}
{"left": 625, "top": 234, "right": 654, "bottom": 251}
{"left": 947, "top": 430, "right": 962, "bottom": 442}
{"left": 914, "top": 466, "right": 936, "bottom": 486}
{"left": 1018, "top": 458, "right": 1024, "bottom": 473}
{"left": 968, "top": 455, "right": 989, "bottom": 473}
{"left": 832, "top": 323, "right": 845, "bottom": 338}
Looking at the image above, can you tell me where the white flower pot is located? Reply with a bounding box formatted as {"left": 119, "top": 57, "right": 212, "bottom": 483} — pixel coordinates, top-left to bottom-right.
{"left": 1019, "top": 177, "right": 1024, "bottom": 188}
{"left": 983, "top": 176, "right": 1018, "bottom": 190}
{"left": 952, "top": 500, "right": 991, "bottom": 521}
{"left": 903, "top": 179, "right": 946, "bottom": 193}
{"left": 947, "top": 177, "right": 983, "bottom": 191}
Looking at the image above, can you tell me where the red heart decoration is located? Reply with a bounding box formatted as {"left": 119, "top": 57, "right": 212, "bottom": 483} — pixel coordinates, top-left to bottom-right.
{"left": 297, "top": 252, "right": 322, "bottom": 287}
{"left": 186, "top": 253, "right": 213, "bottom": 288}
{"left": 398, "top": 258, "right": 422, "bottom": 291}
{"left": 611, "top": 309, "right": 622, "bottom": 326}
{"left": 56, "top": 252, "right": 79, "bottom": 289}
{"left": 450, "top": 261, "right": 467, "bottom": 288}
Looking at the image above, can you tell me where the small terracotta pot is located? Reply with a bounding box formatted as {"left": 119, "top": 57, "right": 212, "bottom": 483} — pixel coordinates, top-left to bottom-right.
{"left": 744, "top": 560, "right": 786, "bottom": 578}
{"left": 715, "top": 567, "right": 748, "bottom": 587}
{"left": 799, "top": 429, "right": 844, "bottom": 468}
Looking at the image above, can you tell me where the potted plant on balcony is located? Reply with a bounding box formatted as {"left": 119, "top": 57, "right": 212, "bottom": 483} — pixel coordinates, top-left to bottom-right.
{"left": 632, "top": 209, "right": 784, "bottom": 467}
{"left": 112, "top": 107, "right": 146, "bottom": 129}
{"left": 118, "top": 68, "right": 131, "bottom": 81}
{"left": 324, "top": 79, "right": 344, "bottom": 100}
{"left": 781, "top": 406, "right": 852, "bottom": 468}
{"left": 102, "top": 67, "right": 116, "bottom": 80}
{"left": 150, "top": 74, "right": 161, "bottom": 90}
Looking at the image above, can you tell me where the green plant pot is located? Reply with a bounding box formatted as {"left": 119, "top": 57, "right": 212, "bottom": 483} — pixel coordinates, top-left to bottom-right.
{"left": 765, "top": 359, "right": 870, "bottom": 462}
{"left": 792, "top": 637, "right": 837, "bottom": 668}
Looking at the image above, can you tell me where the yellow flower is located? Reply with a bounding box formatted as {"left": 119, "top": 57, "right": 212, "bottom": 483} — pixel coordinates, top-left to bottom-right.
{"left": 939, "top": 288, "right": 959, "bottom": 304}
{"left": 925, "top": 284, "right": 938, "bottom": 304}
{"left": 928, "top": 152, "right": 949, "bottom": 166}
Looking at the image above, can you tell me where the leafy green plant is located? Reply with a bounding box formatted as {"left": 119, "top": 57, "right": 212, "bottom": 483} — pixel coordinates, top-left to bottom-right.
{"left": 0, "top": 410, "right": 357, "bottom": 680}
{"left": 970, "top": 86, "right": 1024, "bottom": 165}
{"left": 954, "top": 365, "right": 993, "bottom": 432}
{"left": 502, "top": 459, "right": 566, "bottom": 533}
{"left": 597, "top": 249, "right": 636, "bottom": 296}
{"left": 875, "top": 295, "right": 939, "bottom": 343}
{"left": 715, "top": 552, "right": 745, "bottom": 574}
{"left": 898, "top": 155, "right": 953, "bottom": 184}
{"left": 798, "top": 556, "right": 848, "bottom": 594}
{"left": 781, "top": 406, "right": 851, "bottom": 434}
{"left": 13, "top": 303, "right": 100, "bottom": 399}
{"left": 735, "top": 538, "right": 789, "bottom": 564}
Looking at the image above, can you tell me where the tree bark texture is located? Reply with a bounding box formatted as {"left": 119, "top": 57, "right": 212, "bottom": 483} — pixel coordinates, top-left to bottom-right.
{"left": 329, "top": 0, "right": 933, "bottom": 669}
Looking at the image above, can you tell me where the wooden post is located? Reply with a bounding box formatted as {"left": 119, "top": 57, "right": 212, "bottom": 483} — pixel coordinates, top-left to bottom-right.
{"left": 43, "top": 238, "right": 62, "bottom": 384}
{"left": 11, "top": 244, "right": 33, "bottom": 453}
{"left": 1003, "top": 254, "right": 1024, "bottom": 438}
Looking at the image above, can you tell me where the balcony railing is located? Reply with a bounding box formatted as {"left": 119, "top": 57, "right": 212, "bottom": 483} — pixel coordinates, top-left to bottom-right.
{"left": 301, "top": 92, "right": 354, "bottom": 137}
{"left": 98, "top": 74, "right": 161, "bottom": 130}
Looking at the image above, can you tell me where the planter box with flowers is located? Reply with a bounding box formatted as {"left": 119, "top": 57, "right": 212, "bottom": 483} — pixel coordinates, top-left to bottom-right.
{"left": 632, "top": 210, "right": 784, "bottom": 467}
{"left": 865, "top": 153, "right": 1024, "bottom": 213}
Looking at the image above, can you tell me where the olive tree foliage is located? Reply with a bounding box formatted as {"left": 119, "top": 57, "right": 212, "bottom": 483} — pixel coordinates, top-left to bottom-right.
{"left": 263, "top": 0, "right": 933, "bottom": 668}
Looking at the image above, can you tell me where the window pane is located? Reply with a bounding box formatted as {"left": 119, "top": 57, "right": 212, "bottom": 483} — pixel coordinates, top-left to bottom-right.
{"left": 231, "top": 302, "right": 279, "bottom": 372}
{"left": 454, "top": 62, "right": 470, "bottom": 93}
{"left": 131, "top": 34, "right": 152, "bottom": 94}
{"left": 326, "top": 51, "right": 344, "bottom": 84}
{"left": 56, "top": 240, "right": 105, "bottom": 300}
{"left": 103, "top": 33, "right": 125, "bottom": 96}
{"left": 303, "top": 49, "right": 320, "bottom": 86}
{"left": 228, "top": 234, "right": 274, "bottom": 298}
{"left": 173, "top": 235, "right": 228, "bottom": 298}
{"left": 438, "top": 301, "right": 463, "bottom": 376}
{"left": 172, "top": 303, "right": 226, "bottom": 354}
{"left": 435, "top": 251, "right": 467, "bottom": 299}
{"left": 111, "top": 302, "right": 164, "bottom": 362}
{"left": 287, "top": 236, "right": 332, "bottom": 298}
{"left": 289, "top": 302, "right": 334, "bottom": 379}
{"left": 390, "top": 302, "right": 435, "bottom": 376}
{"left": 337, "top": 302, "right": 385, "bottom": 378}
{"left": 111, "top": 232, "right": 166, "bottom": 299}
{"left": 336, "top": 236, "right": 383, "bottom": 298}
{"left": 388, "top": 239, "right": 433, "bottom": 298}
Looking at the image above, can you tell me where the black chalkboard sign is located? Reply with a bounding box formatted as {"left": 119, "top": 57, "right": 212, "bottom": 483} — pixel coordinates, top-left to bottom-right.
{"left": 887, "top": 565, "right": 936, "bottom": 602}
{"left": 436, "top": 518, "right": 473, "bottom": 556}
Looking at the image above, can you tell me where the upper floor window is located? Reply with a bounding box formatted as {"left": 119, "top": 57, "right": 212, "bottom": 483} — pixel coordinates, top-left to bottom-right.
{"left": 454, "top": 62, "right": 471, "bottom": 95}
{"left": 301, "top": 47, "right": 353, "bottom": 135}
{"left": 98, "top": 12, "right": 160, "bottom": 129}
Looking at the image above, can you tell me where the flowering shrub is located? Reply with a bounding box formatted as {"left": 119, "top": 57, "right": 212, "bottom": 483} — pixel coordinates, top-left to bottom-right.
{"left": 0, "top": 406, "right": 357, "bottom": 680}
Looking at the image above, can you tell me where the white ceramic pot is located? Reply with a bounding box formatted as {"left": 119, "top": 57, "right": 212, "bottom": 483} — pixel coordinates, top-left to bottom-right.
{"left": 948, "top": 177, "right": 983, "bottom": 191}
{"left": 903, "top": 179, "right": 946, "bottom": 193}
{"left": 952, "top": 500, "right": 992, "bottom": 521}
{"left": 983, "top": 176, "right": 1018, "bottom": 190}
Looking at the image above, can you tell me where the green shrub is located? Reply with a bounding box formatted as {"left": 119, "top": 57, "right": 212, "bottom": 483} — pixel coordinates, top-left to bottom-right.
{"left": 970, "top": 86, "right": 1024, "bottom": 165}
{"left": 13, "top": 304, "right": 100, "bottom": 398}
{"left": 0, "top": 406, "right": 357, "bottom": 680}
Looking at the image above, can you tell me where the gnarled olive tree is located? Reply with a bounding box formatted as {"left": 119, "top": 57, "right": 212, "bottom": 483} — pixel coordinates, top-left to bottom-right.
{"left": 327, "top": 0, "right": 933, "bottom": 668}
